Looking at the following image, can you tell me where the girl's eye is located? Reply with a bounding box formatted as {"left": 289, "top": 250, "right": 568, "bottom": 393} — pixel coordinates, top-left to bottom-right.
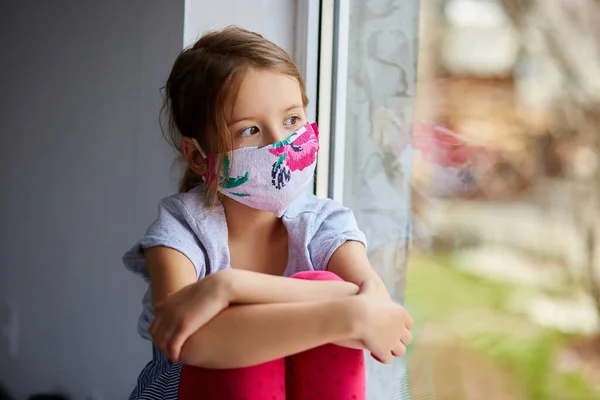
{"left": 239, "top": 126, "right": 259, "bottom": 137}
{"left": 284, "top": 115, "right": 300, "bottom": 127}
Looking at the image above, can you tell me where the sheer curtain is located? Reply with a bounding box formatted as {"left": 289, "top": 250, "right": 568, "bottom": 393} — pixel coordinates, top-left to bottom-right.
{"left": 340, "top": 0, "right": 420, "bottom": 398}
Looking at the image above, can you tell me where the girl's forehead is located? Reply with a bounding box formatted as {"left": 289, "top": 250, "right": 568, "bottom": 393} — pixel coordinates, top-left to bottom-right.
{"left": 228, "top": 69, "right": 303, "bottom": 122}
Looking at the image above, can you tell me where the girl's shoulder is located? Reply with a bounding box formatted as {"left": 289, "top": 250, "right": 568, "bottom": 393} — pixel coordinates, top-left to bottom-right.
{"left": 123, "top": 186, "right": 226, "bottom": 281}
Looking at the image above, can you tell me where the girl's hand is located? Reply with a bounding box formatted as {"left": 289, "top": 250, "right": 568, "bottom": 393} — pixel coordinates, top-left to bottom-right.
{"left": 149, "top": 271, "right": 231, "bottom": 362}
{"left": 351, "top": 280, "right": 413, "bottom": 364}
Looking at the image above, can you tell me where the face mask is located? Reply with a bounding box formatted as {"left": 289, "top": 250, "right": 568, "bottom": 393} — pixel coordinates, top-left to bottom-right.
{"left": 193, "top": 122, "right": 319, "bottom": 217}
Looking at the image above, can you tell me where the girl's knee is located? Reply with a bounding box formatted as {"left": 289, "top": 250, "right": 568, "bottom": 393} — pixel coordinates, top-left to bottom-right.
{"left": 290, "top": 270, "right": 343, "bottom": 282}
{"left": 179, "top": 360, "right": 286, "bottom": 400}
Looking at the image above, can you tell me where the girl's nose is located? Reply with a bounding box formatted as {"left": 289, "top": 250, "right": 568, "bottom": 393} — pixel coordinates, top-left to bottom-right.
{"left": 263, "top": 125, "right": 288, "bottom": 145}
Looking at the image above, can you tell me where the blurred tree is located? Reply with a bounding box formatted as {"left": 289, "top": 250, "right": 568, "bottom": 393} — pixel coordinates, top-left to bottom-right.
{"left": 498, "top": 0, "right": 600, "bottom": 318}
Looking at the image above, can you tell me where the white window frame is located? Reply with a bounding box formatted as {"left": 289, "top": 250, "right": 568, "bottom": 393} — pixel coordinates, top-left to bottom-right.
{"left": 295, "top": 0, "right": 349, "bottom": 202}
{"left": 328, "top": 0, "right": 350, "bottom": 203}
{"left": 294, "top": 0, "right": 321, "bottom": 123}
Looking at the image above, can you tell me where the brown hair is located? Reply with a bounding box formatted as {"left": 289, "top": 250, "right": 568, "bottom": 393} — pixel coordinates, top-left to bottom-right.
{"left": 160, "top": 26, "right": 309, "bottom": 202}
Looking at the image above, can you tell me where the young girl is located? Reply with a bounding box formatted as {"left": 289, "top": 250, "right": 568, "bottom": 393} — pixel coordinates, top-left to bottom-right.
{"left": 123, "top": 26, "right": 413, "bottom": 400}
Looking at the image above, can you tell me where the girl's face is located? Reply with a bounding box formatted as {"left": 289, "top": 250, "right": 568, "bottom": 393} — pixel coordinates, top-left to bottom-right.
{"left": 227, "top": 68, "right": 306, "bottom": 149}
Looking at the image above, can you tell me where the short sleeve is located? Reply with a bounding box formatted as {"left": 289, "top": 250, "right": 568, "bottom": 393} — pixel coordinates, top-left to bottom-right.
{"left": 122, "top": 196, "right": 206, "bottom": 281}
{"left": 308, "top": 201, "right": 367, "bottom": 271}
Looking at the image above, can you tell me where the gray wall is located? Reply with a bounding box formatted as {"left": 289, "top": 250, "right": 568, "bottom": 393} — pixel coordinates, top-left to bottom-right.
{"left": 0, "top": 1, "right": 184, "bottom": 398}
{"left": 0, "top": 0, "right": 298, "bottom": 398}
{"left": 184, "top": 0, "right": 296, "bottom": 50}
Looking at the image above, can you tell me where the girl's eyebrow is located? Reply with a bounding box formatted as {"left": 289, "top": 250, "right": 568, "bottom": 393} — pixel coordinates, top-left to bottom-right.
{"left": 284, "top": 104, "right": 304, "bottom": 112}
{"left": 228, "top": 104, "right": 304, "bottom": 127}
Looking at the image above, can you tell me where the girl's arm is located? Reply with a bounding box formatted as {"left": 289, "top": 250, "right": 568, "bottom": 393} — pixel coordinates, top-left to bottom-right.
{"left": 146, "top": 247, "right": 359, "bottom": 308}
{"left": 180, "top": 299, "right": 358, "bottom": 368}
{"left": 326, "top": 240, "right": 391, "bottom": 298}
{"left": 320, "top": 240, "right": 393, "bottom": 350}
{"left": 223, "top": 268, "right": 360, "bottom": 304}
{"left": 146, "top": 246, "right": 360, "bottom": 365}
{"left": 178, "top": 279, "right": 411, "bottom": 368}
{"left": 147, "top": 246, "right": 410, "bottom": 367}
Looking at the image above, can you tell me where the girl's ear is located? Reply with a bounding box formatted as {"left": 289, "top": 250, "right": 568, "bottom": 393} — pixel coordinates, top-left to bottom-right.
{"left": 182, "top": 137, "right": 205, "bottom": 176}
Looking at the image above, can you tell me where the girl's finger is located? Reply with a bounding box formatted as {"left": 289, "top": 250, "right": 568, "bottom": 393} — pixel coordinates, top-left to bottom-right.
{"left": 392, "top": 342, "right": 406, "bottom": 357}
{"left": 401, "top": 330, "right": 412, "bottom": 346}
{"left": 372, "top": 349, "right": 392, "bottom": 364}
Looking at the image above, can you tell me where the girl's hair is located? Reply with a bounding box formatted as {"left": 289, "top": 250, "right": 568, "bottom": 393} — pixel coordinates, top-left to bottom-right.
{"left": 160, "top": 26, "right": 309, "bottom": 201}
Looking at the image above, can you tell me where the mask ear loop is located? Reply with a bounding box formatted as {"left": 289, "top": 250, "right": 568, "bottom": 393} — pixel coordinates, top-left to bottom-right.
{"left": 191, "top": 138, "right": 221, "bottom": 193}
{"left": 192, "top": 138, "right": 207, "bottom": 158}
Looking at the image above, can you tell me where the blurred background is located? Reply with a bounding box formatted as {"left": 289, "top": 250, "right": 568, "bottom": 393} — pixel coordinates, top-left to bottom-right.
{"left": 405, "top": 0, "right": 600, "bottom": 399}
{"left": 1, "top": 0, "right": 599, "bottom": 399}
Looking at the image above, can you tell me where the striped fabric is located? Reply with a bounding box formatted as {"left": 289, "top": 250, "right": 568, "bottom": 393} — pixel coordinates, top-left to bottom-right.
{"left": 129, "top": 345, "right": 183, "bottom": 400}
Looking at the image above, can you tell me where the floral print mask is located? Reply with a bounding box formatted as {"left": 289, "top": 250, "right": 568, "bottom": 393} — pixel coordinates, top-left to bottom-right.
{"left": 194, "top": 122, "right": 319, "bottom": 217}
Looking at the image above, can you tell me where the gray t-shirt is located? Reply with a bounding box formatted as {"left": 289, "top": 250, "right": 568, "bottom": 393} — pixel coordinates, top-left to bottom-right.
{"left": 123, "top": 185, "right": 367, "bottom": 342}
